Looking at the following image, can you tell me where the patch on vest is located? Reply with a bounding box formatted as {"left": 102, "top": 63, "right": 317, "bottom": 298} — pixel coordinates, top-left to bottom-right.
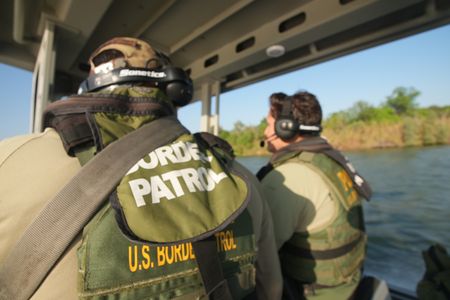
{"left": 114, "top": 135, "right": 249, "bottom": 243}
{"left": 336, "top": 169, "right": 359, "bottom": 208}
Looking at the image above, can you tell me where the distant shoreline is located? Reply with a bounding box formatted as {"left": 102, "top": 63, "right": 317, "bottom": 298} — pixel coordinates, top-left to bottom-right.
{"left": 236, "top": 142, "right": 450, "bottom": 157}
{"left": 224, "top": 117, "right": 450, "bottom": 156}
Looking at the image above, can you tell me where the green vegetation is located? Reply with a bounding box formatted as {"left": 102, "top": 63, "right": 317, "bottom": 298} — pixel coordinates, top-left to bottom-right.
{"left": 219, "top": 87, "right": 450, "bottom": 155}
{"left": 219, "top": 119, "right": 268, "bottom": 156}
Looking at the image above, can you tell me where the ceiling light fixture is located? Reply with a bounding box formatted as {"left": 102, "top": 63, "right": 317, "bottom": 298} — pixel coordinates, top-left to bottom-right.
{"left": 266, "top": 45, "right": 285, "bottom": 58}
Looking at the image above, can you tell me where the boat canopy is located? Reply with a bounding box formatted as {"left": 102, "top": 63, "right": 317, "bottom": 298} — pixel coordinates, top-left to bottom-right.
{"left": 1, "top": 0, "right": 450, "bottom": 132}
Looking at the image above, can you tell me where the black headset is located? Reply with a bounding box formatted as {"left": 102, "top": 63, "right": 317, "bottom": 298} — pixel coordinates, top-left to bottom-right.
{"left": 274, "top": 96, "right": 322, "bottom": 141}
{"left": 78, "top": 54, "right": 193, "bottom": 107}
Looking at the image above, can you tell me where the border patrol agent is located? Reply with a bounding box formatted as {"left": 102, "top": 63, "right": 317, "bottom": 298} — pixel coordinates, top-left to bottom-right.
{"left": 0, "top": 37, "right": 282, "bottom": 300}
{"left": 257, "top": 91, "right": 372, "bottom": 300}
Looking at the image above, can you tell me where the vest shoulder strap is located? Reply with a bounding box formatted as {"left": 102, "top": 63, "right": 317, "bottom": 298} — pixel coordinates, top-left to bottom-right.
{"left": 256, "top": 163, "right": 274, "bottom": 181}
{"left": 184, "top": 132, "right": 238, "bottom": 300}
{"left": 258, "top": 137, "right": 372, "bottom": 200}
{"left": 257, "top": 137, "right": 329, "bottom": 181}
{"left": 194, "top": 132, "right": 235, "bottom": 159}
{"left": 297, "top": 151, "right": 315, "bottom": 163}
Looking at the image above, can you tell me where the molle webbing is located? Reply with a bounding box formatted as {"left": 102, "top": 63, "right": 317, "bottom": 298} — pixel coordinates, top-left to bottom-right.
{"left": 280, "top": 233, "right": 364, "bottom": 260}
{"left": 258, "top": 137, "right": 372, "bottom": 200}
{"left": 43, "top": 94, "right": 174, "bottom": 154}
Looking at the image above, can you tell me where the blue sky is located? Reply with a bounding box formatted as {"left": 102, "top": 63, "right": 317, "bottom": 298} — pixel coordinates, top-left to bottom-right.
{"left": 1, "top": 24, "right": 450, "bottom": 140}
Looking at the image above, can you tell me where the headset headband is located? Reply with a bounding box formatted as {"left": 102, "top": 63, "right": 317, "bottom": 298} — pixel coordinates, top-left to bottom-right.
{"left": 282, "top": 98, "right": 321, "bottom": 132}
{"left": 275, "top": 96, "right": 322, "bottom": 141}
{"left": 300, "top": 124, "right": 322, "bottom": 132}
{"left": 78, "top": 65, "right": 193, "bottom": 107}
{"left": 279, "top": 99, "right": 293, "bottom": 119}
{"left": 79, "top": 67, "right": 173, "bottom": 94}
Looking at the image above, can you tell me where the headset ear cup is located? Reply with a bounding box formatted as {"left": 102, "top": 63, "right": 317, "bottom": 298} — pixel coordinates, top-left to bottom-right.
{"left": 275, "top": 118, "right": 298, "bottom": 141}
{"left": 161, "top": 66, "right": 193, "bottom": 107}
{"left": 165, "top": 81, "right": 193, "bottom": 107}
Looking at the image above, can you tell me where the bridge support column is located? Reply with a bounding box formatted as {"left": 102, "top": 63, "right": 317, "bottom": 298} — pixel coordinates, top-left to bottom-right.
{"left": 200, "top": 81, "right": 221, "bottom": 134}
{"left": 211, "top": 81, "right": 220, "bottom": 135}
{"left": 30, "top": 21, "right": 55, "bottom": 133}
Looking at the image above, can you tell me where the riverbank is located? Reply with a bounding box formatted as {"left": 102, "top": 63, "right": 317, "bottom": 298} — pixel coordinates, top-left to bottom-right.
{"left": 225, "top": 116, "right": 450, "bottom": 156}
{"left": 323, "top": 116, "right": 450, "bottom": 151}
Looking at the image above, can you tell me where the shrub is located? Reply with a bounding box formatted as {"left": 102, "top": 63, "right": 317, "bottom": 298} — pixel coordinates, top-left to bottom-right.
{"left": 403, "top": 118, "right": 422, "bottom": 147}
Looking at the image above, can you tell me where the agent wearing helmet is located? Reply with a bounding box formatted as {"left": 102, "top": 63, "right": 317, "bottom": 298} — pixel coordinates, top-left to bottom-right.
{"left": 0, "top": 37, "right": 282, "bottom": 300}
{"left": 257, "top": 91, "right": 372, "bottom": 300}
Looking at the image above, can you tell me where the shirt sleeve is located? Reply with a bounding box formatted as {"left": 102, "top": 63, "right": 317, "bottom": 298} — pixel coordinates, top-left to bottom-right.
{"left": 261, "top": 161, "right": 335, "bottom": 249}
{"left": 0, "top": 129, "right": 81, "bottom": 263}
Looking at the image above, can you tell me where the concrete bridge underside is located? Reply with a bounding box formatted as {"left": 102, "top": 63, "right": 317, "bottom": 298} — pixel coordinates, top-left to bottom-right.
{"left": 1, "top": 0, "right": 450, "bottom": 133}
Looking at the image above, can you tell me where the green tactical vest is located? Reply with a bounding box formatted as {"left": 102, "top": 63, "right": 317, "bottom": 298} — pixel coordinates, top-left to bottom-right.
{"left": 45, "top": 87, "right": 257, "bottom": 299}
{"left": 272, "top": 150, "right": 367, "bottom": 287}
{"left": 77, "top": 136, "right": 257, "bottom": 299}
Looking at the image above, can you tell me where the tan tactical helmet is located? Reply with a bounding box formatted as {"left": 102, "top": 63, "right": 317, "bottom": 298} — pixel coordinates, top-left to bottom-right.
{"left": 89, "top": 37, "right": 165, "bottom": 75}
{"left": 79, "top": 36, "right": 192, "bottom": 106}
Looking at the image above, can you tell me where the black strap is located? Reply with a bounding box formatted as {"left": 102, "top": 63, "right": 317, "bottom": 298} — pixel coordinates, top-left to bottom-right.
{"left": 282, "top": 275, "right": 304, "bottom": 300}
{"left": 194, "top": 132, "right": 235, "bottom": 158}
{"left": 179, "top": 133, "right": 233, "bottom": 300}
{"left": 256, "top": 163, "right": 274, "bottom": 180}
{"left": 192, "top": 236, "right": 233, "bottom": 300}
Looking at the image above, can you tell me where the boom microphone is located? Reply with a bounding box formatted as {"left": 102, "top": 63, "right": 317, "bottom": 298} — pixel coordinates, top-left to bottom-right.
{"left": 260, "top": 133, "right": 277, "bottom": 148}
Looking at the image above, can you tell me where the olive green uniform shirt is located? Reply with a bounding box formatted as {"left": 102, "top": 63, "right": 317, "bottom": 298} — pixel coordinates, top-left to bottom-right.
{"left": 261, "top": 161, "right": 336, "bottom": 249}
{"left": 0, "top": 129, "right": 81, "bottom": 300}
{"left": 0, "top": 128, "right": 282, "bottom": 300}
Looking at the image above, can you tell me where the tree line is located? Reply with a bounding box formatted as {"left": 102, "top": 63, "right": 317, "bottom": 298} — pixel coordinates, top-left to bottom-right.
{"left": 219, "top": 87, "right": 450, "bottom": 155}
